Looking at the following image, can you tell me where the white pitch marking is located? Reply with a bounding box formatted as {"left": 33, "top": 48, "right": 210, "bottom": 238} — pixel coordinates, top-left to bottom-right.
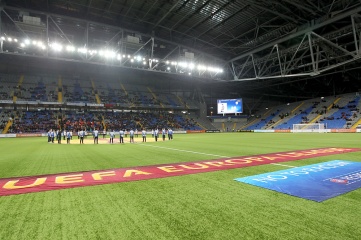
{"left": 271, "top": 163, "right": 296, "bottom": 168}
{"left": 140, "top": 144, "right": 230, "bottom": 158}
{"left": 141, "top": 144, "right": 298, "bottom": 168}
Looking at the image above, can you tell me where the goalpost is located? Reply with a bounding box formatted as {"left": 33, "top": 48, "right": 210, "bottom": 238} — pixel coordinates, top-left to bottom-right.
{"left": 293, "top": 123, "right": 326, "bottom": 133}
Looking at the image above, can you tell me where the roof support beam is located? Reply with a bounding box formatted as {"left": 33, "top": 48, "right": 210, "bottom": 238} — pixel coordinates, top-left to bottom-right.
{"left": 49, "top": 15, "right": 72, "bottom": 44}
{"left": 182, "top": 0, "right": 234, "bottom": 36}
{"left": 140, "top": 0, "right": 160, "bottom": 21}
{"left": 1, "top": 9, "right": 30, "bottom": 39}
{"left": 228, "top": 5, "right": 361, "bottom": 63}
{"left": 247, "top": 2, "right": 298, "bottom": 23}
{"left": 171, "top": 0, "right": 212, "bottom": 31}
{"left": 2, "top": 5, "right": 225, "bottom": 62}
{"left": 152, "top": 0, "right": 183, "bottom": 29}
{"left": 196, "top": 4, "right": 250, "bottom": 38}
{"left": 281, "top": 0, "right": 317, "bottom": 15}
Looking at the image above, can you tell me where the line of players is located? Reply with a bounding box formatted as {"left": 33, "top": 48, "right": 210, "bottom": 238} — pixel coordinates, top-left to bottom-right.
{"left": 47, "top": 128, "right": 174, "bottom": 144}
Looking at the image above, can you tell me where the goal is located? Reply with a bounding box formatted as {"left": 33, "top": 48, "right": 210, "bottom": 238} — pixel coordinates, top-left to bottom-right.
{"left": 293, "top": 123, "right": 326, "bottom": 133}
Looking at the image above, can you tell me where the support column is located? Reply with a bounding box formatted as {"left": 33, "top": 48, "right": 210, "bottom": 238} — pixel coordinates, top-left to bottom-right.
{"left": 0, "top": 9, "right": 2, "bottom": 53}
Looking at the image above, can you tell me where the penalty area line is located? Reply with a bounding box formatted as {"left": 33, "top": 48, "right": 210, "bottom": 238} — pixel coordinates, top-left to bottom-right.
{"left": 139, "top": 144, "right": 230, "bottom": 158}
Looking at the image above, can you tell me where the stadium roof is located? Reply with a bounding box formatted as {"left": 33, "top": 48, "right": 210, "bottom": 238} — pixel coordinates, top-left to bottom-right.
{"left": 1, "top": 0, "right": 361, "bottom": 101}
{"left": 1, "top": 1, "right": 356, "bottom": 58}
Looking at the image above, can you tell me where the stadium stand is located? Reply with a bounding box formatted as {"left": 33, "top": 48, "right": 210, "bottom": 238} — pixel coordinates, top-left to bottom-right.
{"left": 274, "top": 106, "right": 313, "bottom": 130}
{"left": 3, "top": 71, "right": 361, "bottom": 134}
{"left": 244, "top": 109, "right": 281, "bottom": 130}
{"left": 8, "top": 110, "right": 57, "bottom": 133}
{"left": 320, "top": 96, "right": 360, "bottom": 129}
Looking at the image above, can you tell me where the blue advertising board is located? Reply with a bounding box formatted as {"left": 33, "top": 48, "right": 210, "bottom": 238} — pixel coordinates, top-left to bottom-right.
{"left": 235, "top": 160, "right": 361, "bottom": 202}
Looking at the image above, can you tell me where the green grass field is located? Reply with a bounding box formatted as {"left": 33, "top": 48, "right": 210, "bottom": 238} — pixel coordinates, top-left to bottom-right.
{"left": 0, "top": 133, "right": 360, "bottom": 240}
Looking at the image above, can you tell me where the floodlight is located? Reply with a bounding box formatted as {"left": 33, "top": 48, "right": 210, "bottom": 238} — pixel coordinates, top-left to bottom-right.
{"left": 78, "top": 48, "right": 87, "bottom": 54}
{"left": 32, "top": 40, "right": 37, "bottom": 45}
{"left": 166, "top": 61, "right": 169, "bottom": 64}
{"left": 20, "top": 43, "right": 25, "bottom": 48}
{"left": 88, "top": 50, "right": 97, "bottom": 55}
{"left": 104, "top": 50, "right": 116, "bottom": 58}
{"left": 188, "top": 72, "right": 191, "bottom": 75}
{"left": 130, "top": 59, "right": 134, "bottom": 62}
{"left": 24, "top": 39, "right": 30, "bottom": 45}
{"left": 51, "top": 43, "right": 63, "bottom": 51}
{"left": 136, "top": 56, "right": 142, "bottom": 61}
{"left": 167, "top": 67, "right": 170, "bottom": 70}
{"left": 14, "top": 39, "right": 18, "bottom": 42}
{"left": 188, "top": 63, "right": 195, "bottom": 69}
{"left": 197, "top": 65, "right": 206, "bottom": 70}
{"left": 143, "top": 61, "right": 146, "bottom": 65}
{"left": 66, "top": 45, "right": 75, "bottom": 52}
{"left": 179, "top": 62, "right": 187, "bottom": 67}
{"left": 127, "top": 55, "right": 131, "bottom": 58}
{"left": 7, "top": 38, "right": 12, "bottom": 42}
{"left": 0, "top": 36, "right": 5, "bottom": 40}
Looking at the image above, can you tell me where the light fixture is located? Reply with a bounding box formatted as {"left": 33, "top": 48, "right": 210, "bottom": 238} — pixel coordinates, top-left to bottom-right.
{"left": 78, "top": 48, "right": 87, "bottom": 54}
{"left": 51, "top": 43, "right": 63, "bottom": 51}
{"left": 1, "top": 34, "right": 225, "bottom": 75}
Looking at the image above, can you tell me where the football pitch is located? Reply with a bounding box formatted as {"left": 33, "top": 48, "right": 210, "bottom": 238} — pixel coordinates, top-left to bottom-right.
{"left": 0, "top": 133, "right": 360, "bottom": 240}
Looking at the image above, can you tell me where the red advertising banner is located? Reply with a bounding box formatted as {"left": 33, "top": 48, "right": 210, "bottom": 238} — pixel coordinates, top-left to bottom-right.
{"left": 331, "top": 129, "right": 356, "bottom": 133}
{"left": 186, "top": 130, "right": 206, "bottom": 133}
{"left": 275, "top": 129, "right": 291, "bottom": 133}
{"left": 0, "top": 147, "right": 359, "bottom": 196}
{"left": 16, "top": 133, "right": 43, "bottom": 137}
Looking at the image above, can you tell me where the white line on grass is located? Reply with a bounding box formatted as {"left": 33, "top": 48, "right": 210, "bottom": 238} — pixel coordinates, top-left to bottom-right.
{"left": 140, "top": 144, "right": 230, "bottom": 158}
{"left": 271, "top": 163, "right": 296, "bottom": 168}
{"left": 140, "top": 144, "right": 297, "bottom": 168}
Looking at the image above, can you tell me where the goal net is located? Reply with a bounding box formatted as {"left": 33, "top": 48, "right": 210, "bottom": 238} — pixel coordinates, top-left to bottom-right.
{"left": 293, "top": 123, "right": 326, "bottom": 133}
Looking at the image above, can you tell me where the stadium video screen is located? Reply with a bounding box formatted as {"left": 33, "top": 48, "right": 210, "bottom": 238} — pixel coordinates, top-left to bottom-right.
{"left": 217, "top": 99, "right": 243, "bottom": 114}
